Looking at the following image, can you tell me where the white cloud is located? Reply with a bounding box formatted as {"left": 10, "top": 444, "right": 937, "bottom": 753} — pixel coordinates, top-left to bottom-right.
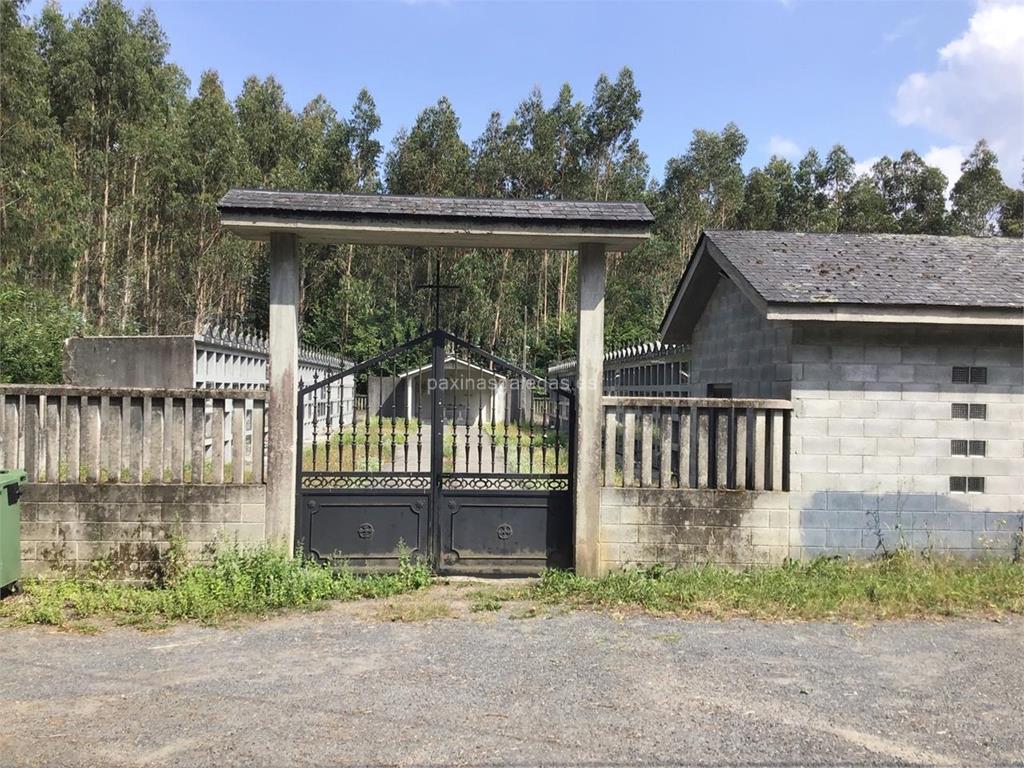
{"left": 768, "top": 135, "right": 801, "bottom": 160}
{"left": 893, "top": 2, "right": 1024, "bottom": 185}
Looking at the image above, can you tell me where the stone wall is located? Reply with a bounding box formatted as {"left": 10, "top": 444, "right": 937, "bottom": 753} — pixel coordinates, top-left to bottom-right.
{"left": 599, "top": 488, "right": 790, "bottom": 572}
{"left": 689, "top": 278, "right": 793, "bottom": 399}
{"left": 20, "top": 484, "right": 266, "bottom": 576}
{"left": 788, "top": 322, "right": 1024, "bottom": 559}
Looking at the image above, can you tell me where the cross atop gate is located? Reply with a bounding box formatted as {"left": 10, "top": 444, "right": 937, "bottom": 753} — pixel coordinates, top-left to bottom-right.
{"left": 415, "top": 253, "right": 459, "bottom": 331}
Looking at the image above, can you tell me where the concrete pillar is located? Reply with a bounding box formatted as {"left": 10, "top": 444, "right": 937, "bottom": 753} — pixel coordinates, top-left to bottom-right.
{"left": 266, "top": 233, "right": 301, "bottom": 550}
{"left": 574, "top": 243, "right": 606, "bottom": 577}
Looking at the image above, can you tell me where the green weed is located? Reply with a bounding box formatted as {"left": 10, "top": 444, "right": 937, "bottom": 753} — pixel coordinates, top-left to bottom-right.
{"left": 526, "top": 552, "right": 1024, "bottom": 620}
{"left": 0, "top": 544, "right": 433, "bottom": 628}
{"left": 468, "top": 591, "right": 503, "bottom": 612}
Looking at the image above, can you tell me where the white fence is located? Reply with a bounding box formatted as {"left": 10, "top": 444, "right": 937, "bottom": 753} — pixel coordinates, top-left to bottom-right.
{"left": 603, "top": 396, "right": 792, "bottom": 491}
{"left": 0, "top": 385, "right": 266, "bottom": 484}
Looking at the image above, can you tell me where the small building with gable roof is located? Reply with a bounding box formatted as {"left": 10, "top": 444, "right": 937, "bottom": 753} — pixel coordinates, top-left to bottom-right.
{"left": 659, "top": 230, "right": 1023, "bottom": 558}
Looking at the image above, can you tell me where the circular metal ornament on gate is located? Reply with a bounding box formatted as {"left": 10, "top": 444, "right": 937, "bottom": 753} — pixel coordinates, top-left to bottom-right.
{"left": 357, "top": 523, "right": 374, "bottom": 539}
{"left": 496, "top": 523, "right": 513, "bottom": 540}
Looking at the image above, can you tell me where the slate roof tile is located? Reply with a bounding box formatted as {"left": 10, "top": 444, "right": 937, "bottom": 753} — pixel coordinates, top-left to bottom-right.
{"left": 706, "top": 230, "right": 1024, "bottom": 309}
{"left": 219, "top": 188, "right": 653, "bottom": 226}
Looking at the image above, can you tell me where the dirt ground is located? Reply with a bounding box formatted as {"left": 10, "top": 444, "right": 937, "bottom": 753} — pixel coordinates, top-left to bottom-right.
{"left": 1, "top": 582, "right": 1022, "bottom": 767}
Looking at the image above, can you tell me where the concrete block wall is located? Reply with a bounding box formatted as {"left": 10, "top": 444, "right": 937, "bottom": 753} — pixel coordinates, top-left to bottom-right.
{"left": 689, "top": 278, "right": 793, "bottom": 399}
{"left": 788, "top": 323, "right": 1024, "bottom": 559}
{"left": 599, "top": 488, "right": 790, "bottom": 573}
{"left": 20, "top": 484, "right": 266, "bottom": 576}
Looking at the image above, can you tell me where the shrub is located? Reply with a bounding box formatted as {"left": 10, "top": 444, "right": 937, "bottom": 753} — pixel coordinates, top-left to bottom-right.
{"left": 0, "top": 279, "right": 86, "bottom": 383}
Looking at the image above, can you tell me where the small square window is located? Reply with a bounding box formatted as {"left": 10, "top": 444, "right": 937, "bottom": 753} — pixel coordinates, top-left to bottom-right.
{"left": 969, "top": 404, "right": 987, "bottom": 419}
{"left": 967, "top": 476, "right": 985, "bottom": 493}
{"left": 952, "top": 366, "right": 970, "bottom": 383}
{"left": 950, "top": 439, "right": 968, "bottom": 456}
{"left": 949, "top": 476, "right": 967, "bottom": 492}
{"left": 951, "top": 403, "right": 969, "bottom": 419}
{"left": 968, "top": 440, "right": 986, "bottom": 457}
{"left": 969, "top": 367, "right": 987, "bottom": 384}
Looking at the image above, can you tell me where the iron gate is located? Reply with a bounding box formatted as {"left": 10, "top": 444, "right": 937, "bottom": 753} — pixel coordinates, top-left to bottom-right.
{"left": 296, "top": 329, "right": 574, "bottom": 575}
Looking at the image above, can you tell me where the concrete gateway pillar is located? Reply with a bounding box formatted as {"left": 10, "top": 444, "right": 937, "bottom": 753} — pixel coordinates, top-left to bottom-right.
{"left": 266, "top": 233, "right": 301, "bottom": 548}
{"left": 574, "top": 243, "right": 607, "bottom": 577}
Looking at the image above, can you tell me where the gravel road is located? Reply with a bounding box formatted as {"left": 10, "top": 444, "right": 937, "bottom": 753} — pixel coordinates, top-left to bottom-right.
{"left": 1, "top": 591, "right": 1021, "bottom": 767}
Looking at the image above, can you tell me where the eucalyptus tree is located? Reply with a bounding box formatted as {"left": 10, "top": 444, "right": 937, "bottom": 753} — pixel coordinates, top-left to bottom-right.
{"left": 839, "top": 177, "right": 895, "bottom": 233}
{"left": 31, "top": 0, "right": 188, "bottom": 330}
{"left": 470, "top": 111, "right": 525, "bottom": 198}
{"left": 998, "top": 187, "right": 1023, "bottom": 238}
{"left": 385, "top": 96, "right": 471, "bottom": 197}
{"left": 792, "top": 149, "right": 836, "bottom": 232}
{"left": 659, "top": 123, "right": 748, "bottom": 265}
{"left": 0, "top": 0, "right": 82, "bottom": 287}
{"left": 180, "top": 70, "right": 253, "bottom": 329}
{"left": 871, "top": 151, "right": 948, "bottom": 234}
{"left": 235, "top": 75, "right": 296, "bottom": 185}
{"left": 349, "top": 88, "right": 383, "bottom": 193}
{"left": 584, "top": 67, "right": 643, "bottom": 201}
{"left": 818, "top": 144, "right": 855, "bottom": 230}
{"left": 737, "top": 168, "right": 780, "bottom": 230}
{"left": 950, "top": 140, "right": 1009, "bottom": 236}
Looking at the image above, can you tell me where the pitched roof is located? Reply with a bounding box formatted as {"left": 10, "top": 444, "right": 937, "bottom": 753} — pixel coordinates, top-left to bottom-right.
{"left": 218, "top": 189, "right": 653, "bottom": 227}
{"left": 703, "top": 230, "right": 1023, "bottom": 308}
{"left": 660, "top": 230, "right": 1024, "bottom": 342}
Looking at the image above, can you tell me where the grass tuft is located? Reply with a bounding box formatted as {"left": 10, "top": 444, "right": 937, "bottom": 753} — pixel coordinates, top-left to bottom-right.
{"left": 0, "top": 542, "right": 433, "bottom": 629}
{"left": 525, "top": 552, "right": 1024, "bottom": 620}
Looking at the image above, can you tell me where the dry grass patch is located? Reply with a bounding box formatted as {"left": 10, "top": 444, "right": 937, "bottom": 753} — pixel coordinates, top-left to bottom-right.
{"left": 377, "top": 598, "right": 454, "bottom": 622}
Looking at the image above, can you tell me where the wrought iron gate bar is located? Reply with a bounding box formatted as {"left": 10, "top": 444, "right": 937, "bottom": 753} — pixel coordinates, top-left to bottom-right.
{"left": 297, "top": 329, "right": 435, "bottom": 396}
{"left": 441, "top": 476, "right": 570, "bottom": 492}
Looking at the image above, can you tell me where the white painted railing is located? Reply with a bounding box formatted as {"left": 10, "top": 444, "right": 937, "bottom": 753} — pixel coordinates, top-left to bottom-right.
{"left": 0, "top": 385, "right": 266, "bottom": 484}
{"left": 602, "top": 397, "right": 792, "bottom": 491}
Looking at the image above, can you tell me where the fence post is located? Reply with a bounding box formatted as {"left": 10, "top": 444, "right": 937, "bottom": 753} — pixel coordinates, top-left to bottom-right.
{"left": 659, "top": 409, "right": 673, "bottom": 489}
{"left": 603, "top": 409, "right": 617, "bottom": 487}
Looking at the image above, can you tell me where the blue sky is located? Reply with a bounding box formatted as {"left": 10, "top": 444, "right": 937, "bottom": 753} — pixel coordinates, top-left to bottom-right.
{"left": 30, "top": 1, "right": 1024, "bottom": 186}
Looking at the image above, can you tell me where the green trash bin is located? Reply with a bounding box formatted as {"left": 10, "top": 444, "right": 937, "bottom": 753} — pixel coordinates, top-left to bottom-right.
{"left": 0, "top": 469, "right": 26, "bottom": 595}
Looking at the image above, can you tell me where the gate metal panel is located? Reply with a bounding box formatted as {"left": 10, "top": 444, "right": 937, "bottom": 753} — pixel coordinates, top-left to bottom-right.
{"left": 439, "top": 492, "right": 573, "bottom": 575}
{"left": 305, "top": 494, "right": 428, "bottom": 568}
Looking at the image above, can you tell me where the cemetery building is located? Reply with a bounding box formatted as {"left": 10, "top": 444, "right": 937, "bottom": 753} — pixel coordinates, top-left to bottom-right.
{"left": 659, "top": 230, "right": 1024, "bottom": 558}
{"left": 369, "top": 356, "right": 510, "bottom": 425}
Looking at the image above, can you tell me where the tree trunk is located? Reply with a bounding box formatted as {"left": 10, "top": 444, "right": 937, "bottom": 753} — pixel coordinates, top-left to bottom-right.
{"left": 120, "top": 156, "right": 139, "bottom": 332}
{"left": 342, "top": 243, "right": 354, "bottom": 346}
{"left": 541, "top": 249, "right": 548, "bottom": 322}
{"left": 490, "top": 249, "right": 511, "bottom": 348}
{"left": 97, "top": 123, "right": 112, "bottom": 331}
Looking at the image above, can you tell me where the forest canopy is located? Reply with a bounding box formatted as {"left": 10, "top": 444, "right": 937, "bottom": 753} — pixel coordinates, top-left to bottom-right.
{"left": 1, "top": 0, "right": 1021, "bottom": 383}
